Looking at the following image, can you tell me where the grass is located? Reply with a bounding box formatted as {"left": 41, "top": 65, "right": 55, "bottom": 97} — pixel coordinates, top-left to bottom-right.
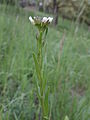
{"left": 0, "top": 4, "right": 90, "bottom": 120}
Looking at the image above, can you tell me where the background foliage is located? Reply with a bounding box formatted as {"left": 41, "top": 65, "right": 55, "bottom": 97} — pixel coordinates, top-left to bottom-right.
{"left": 0, "top": 2, "right": 90, "bottom": 120}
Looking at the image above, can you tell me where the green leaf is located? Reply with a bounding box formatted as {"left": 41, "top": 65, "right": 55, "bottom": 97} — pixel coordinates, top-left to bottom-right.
{"left": 36, "top": 81, "right": 41, "bottom": 100}
{"left": 43, "top": 77, "right": 47, "bottom": 93}
{"left": 43, "top": 116, "right": 49, "bottom": 120}
{"left": 44, "top": 87, "right": 50, "bottom": 117}
{"left": 45, "top": 27, "right": 48, "bottom": 38}
{"left": 64, "top": 116, "right": 69, "bottom": 120}
{"left": 33, "top": 53, "right": 42, "bottom": 83}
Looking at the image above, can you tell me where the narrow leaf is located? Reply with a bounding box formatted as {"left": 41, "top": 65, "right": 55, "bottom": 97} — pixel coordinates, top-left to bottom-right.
{"left": 33, "top": 53, "right": 42, "bottom": 82}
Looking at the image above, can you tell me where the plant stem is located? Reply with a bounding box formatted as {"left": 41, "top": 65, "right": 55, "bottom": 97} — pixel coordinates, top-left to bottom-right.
{"left": 37, "top": 31, "right": 45, "bottom": 119}
{"left": 34, "top": 30, "right": 49, "bottom": 120}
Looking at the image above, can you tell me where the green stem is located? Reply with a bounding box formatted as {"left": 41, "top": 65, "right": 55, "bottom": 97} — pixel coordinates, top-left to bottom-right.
{"left": 37, "top": 31, "right": 45, "bottom": 119}
{"left": 35, "top": 30, "right": 49, "bottom": 120}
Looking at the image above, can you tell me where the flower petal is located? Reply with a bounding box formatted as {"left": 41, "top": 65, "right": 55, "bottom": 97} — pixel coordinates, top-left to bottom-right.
{"left": 42, "top": 17, "right": 48, "bottom": 23}
{"left": 48, "top": 17, "right": 53, "bottom": 23}
{"left": 29, "top": 16, "right": 35, "bottom": 25}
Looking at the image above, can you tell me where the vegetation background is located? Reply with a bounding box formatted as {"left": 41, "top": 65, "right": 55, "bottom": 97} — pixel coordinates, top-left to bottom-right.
{"left": 0, "top": 0, "right": 90, "bottom": 120}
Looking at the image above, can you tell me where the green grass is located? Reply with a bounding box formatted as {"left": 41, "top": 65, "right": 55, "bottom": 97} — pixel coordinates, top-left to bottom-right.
{"left": 0, "top": 5, "right": 90, "bottom": 120}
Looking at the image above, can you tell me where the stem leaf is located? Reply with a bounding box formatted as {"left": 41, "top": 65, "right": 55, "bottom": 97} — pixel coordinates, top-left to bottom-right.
{"left": 33, "top": 53, "right": 42, "bottom": 83}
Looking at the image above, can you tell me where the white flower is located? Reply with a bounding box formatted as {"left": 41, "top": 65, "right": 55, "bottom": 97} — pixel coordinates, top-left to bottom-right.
{"left": 29, "top": 16, "right": 53, "bottom": 26}
{"left": 42, "top": 17, "right": 53, "bottom": 23}
{"left": 29, "top": 16, "right": 35, "bottom": 25}
{"left": 34, "top": 16, "right": 37, "bottom": 19}
{"left": 42, "top": 17, "right": 48, "bottom": 23}
{"left": 48, "top": 17, "right": 53, "bottom": 23}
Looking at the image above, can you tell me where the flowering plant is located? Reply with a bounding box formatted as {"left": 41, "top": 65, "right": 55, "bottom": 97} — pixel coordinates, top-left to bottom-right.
{"left": 29, "top": 16, "right": 53, "bottom": 120}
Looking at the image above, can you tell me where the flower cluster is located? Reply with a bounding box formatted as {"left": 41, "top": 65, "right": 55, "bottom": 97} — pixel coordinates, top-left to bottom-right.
{"left": 29, "top": 16, "right": 53, "bottom": 25}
